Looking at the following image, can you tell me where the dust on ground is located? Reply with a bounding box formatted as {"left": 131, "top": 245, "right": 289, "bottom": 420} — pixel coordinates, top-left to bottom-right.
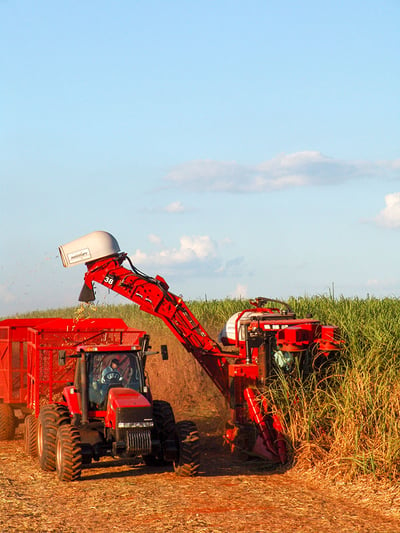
{"left": 0, "top": 417, "right": 399, "bottom": 533}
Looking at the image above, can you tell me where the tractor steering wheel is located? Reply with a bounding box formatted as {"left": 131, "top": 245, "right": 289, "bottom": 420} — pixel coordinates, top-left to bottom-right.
{"left": 102, "top": 371, "right": 121, "bottom": 383}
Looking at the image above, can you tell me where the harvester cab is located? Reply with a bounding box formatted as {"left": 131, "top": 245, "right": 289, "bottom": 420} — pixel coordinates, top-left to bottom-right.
{"left": 217, "top": 296, "right": 338, "bottom": 381}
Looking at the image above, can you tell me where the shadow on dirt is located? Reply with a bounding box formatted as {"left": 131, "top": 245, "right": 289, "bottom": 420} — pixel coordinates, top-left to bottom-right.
{"left": 17, "top": 416, "right": 290, "bottom": 482}
{"left": 81, "top": 433, "right": 290, "bottom": 482}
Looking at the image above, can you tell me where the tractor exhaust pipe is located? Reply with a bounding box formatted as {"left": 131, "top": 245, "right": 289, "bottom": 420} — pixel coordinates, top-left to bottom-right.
{"left": 80, "top": 351, "right": 89, "bottom": 425}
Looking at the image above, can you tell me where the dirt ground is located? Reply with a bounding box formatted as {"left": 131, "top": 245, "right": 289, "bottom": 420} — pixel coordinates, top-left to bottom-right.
{"left": 1, "top": 419, "right": 400, "bottom": 533}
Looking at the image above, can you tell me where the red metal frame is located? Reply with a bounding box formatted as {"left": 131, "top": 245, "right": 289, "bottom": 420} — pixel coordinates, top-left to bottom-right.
{"left": 0, "top": 317, "right": 147, "bottom": 417}
{"left": 0, "top": 319, "right": 56, "bottom": 405}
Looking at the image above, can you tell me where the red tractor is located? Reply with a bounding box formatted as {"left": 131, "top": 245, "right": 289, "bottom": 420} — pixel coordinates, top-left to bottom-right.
{"left": 59, "top": 231, "right": 342, "bottom": 464}
{"left": 0, "top": 318, "right": 200, "bottom": 481}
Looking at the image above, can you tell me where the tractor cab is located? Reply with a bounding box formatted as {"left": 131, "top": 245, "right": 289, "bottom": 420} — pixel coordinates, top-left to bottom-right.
{"left": 86, "top": 349, "right": 145, "bottom": 410}
{"left": 68, "top": 343, "right": 150, "bottom": 418}
{"left": 60, "top": 343, "right": 156, "bottom": 462}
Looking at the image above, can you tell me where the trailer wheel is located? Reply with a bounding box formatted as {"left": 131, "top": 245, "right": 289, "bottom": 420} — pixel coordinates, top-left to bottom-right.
{"left": 0, "top": 403, "right": 16, "bottom": 440}
{"left": 24, "top": 414, "right": 38, "bottom": 456}
{"left": 143, "top": 400, "right": 176, "bottom": 466}
{"left": 37, "top": 405, "right": 70, "bottom": 471}
{"left": 55, "top": 424, "right": 82, "bottom": 482}
{"left": 173, "top": 420, "right": 201, "bottom": 477}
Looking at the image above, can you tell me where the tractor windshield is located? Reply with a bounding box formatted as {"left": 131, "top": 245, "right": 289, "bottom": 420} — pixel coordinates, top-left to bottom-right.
{"left": 87, "top": 351, "right": 143, "bottom": 410}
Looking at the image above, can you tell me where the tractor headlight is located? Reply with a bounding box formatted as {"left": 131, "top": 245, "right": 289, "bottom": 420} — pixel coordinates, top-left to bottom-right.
{"left": 117, "top": 421, "right": 154, "bottom": 429}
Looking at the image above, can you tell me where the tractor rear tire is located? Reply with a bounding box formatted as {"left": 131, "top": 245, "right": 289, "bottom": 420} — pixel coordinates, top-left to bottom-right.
{"left": 37, "top": 405, "right": 70, "bottom": 471}
{"left": 173, "top": 420, "right": 201, "bottom": 477}
{"left": 24, "top": 414, "right": 38, "bottom": 456}
{"left": 55, "top": 424, "right": 82, "bottom": 482}
{"left": 0, "top": 403, "right": 16, "bottom": 440}
{"left": 143, "top": 400, "right": 176, "bottom": 466}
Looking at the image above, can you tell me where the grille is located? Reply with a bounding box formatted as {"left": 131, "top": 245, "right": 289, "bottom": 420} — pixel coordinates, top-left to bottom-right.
{"left": 126, "top": 429, "right": 152, "bottom": 455}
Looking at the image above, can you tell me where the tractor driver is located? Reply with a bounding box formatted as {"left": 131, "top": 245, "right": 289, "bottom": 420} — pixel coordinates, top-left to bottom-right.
{"left": 101, "top": 358, "right": 123, "bottom": 384}
{"left": 90, "top": 358, "right": 124, "bottom": 409}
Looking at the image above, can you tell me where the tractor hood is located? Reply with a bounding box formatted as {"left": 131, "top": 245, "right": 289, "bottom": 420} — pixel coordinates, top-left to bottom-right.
{"left": 108, "top": 387, "right": 151, "bottom": 409}
{"left": 105, "top": 387, "right": 153, "bottom": 430}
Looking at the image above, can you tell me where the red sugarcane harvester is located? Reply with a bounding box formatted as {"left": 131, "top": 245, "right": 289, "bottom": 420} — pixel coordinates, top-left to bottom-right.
{"left": 59, "top": 231, "right": 342, "bottom": 465}
{"left": 0, "top": 318, "right": 200, "bottom": 481}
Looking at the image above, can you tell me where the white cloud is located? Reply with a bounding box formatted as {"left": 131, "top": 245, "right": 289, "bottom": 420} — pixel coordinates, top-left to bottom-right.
{"left": 148, "top": 234, "right": 162, "bottom": 245}
{"left": 164, "top": 201, "right": 185, "bottom": 213}
{"left": 130, "top": 235, "right": 217, "bottom": 268}
{"left": 181, "top": 235, "right": 215, "bottom": 259}
{"left": 164, "top": 151, "right": 399, "bottom": 193}
{"left": 375, "top": 192, "right": 400, "bottom": 228}
{"left": 366, "top": 277, "right": 398, "bottom": 291}
{"left": 130, "top": 249, "right": 148, "bottom": 264}
{"left": 231, "top": 284, "right": 248, "bottom": 299}
{"left": 128, "top": 235, "right": 247, "bottom": 283}
{"left": 139, "top": 201, "right": 187, "bottom": 214}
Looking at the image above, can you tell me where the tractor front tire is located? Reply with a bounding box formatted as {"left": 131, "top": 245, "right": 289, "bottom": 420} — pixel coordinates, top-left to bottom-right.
{"left": 153, "top": 400, "right": 176, "bottom": 439}
{"left": 173, "top": 420, "right": 201, "bottom": 477}
{"left": 143, "top": 400, "right": 176, "bottom": 466}
{"left": 0, "top": 403, "right": 16, "bottom": 440}
{"left": 24, "top": 414, "right": 38, "bottom": 456}
{"left": 55, "top": 424, "right": 82, "bottom": 482}
{"left": 37, "top": 405, "right": 70, "bottom": 471}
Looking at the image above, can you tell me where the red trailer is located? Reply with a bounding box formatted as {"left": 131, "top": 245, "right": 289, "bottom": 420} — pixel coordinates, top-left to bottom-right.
{"left": 0, "top": 317, "right": 142, "bottom": 438}
{"left": 0, "top": 319, "right": 54, "bottom": 439}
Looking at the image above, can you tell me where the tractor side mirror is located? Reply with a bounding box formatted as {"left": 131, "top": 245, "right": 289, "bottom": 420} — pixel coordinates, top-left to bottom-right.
{"left": 58, "top": 350, "right": 66, "bottom": 366}
{"left": 161, "top": 345, "right": 168, "bottom": 360}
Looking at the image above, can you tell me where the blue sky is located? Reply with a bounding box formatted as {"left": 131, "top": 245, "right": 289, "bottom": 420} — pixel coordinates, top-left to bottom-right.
{"left": 1, "top": 1, "right": 400, "bottom": 316}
